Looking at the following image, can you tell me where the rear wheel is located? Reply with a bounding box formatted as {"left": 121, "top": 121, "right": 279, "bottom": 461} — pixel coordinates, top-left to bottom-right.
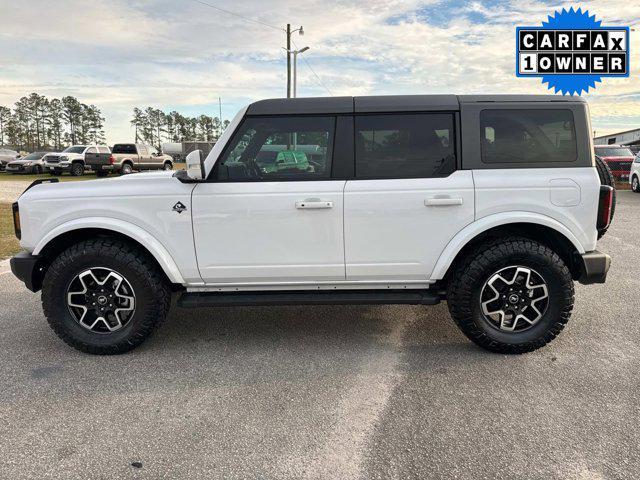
{"left": 163, "top": 161, "right": 173, "bottom": 171}
{"left": 121, "top": 162, "right": 133, "bottom": 175}
{"left": 447, "top": 237, "right": 574, "bottom": 354}
{"left": 595, "top": 156, "right": 616, "bottom": 238}
{"left": 632, "top": 175, "right": 640, "bottom": 193}
{"left": 70, "top": 162, "right": 84, "bottom": 176}
{"left": 41, "top": 238, "right": 171, "bottom": 354}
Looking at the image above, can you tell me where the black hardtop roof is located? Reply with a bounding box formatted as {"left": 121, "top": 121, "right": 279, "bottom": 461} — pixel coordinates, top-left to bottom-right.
{"left": 246, "top": 94, "right": 586, "bottom": 115}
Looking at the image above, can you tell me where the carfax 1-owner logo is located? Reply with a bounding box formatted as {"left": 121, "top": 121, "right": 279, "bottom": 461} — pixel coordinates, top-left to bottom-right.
{"left": 516, "top": 7, "right": 630, "bottom": 95}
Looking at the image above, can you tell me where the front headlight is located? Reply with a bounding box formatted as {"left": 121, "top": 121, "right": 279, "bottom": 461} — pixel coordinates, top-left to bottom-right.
{"left": 23, "top": 162, "right": 32, "bottom": 166}
{"left": 59, "top": 156, "right": 68, "bottom": 161}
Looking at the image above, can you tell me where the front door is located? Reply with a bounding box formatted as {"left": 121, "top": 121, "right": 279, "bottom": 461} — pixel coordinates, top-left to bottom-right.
{"left": 192, "top": 115, "right": 345, "bottom": 285}
{"left": 344, "top": 112, "right": 475, "bottom": 281}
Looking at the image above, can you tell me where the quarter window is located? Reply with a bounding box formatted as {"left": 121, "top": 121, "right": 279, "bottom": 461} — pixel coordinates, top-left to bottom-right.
{"left": 480, "top": 109, "right": 577, "bottom": 163}
{"left": 354, "top": 113, "right": 456, "bottom": 179}
{"left": 216, "top": 116, "right": 335, "bottom": 181}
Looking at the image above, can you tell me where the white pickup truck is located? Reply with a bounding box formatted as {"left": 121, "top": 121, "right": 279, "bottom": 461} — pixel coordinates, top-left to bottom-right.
{"left": 10, "top": 95, "right": 613, "bottom": 355}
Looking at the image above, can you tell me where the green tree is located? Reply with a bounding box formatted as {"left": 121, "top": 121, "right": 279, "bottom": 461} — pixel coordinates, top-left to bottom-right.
{"left": 0, "top": 106, "right": 10, "bottom": 146}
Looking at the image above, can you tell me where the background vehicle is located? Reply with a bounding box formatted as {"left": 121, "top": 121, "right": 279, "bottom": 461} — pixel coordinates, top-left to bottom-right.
{"left": 5, "top": 151, "right": 48, "bottom": 174}
{"left": 0, "top": 148, "right": 20, "bottom": 171}
{"left": 10, "top": 95, "right": 612, "bottom": 356}
{"left": 594, "top": 145, "right": 635, "bottom": 180}
{"left": 87, "top": 143, "right": 173, "bottom": 176}
{"left": 44, "top": 145, "right": 110, "bottom": 176}
{"left": 630, "top": 152, "right": 640, "bottom": 192}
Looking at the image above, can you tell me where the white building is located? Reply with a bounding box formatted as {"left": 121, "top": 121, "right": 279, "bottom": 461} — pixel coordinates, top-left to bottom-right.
{"left": 594, "top": 127, "right": 640, "bottom": 148}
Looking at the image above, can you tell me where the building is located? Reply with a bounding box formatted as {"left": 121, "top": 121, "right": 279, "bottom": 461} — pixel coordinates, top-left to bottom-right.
{"left": 594, "top": 127, "right": 640, "bottom": 153}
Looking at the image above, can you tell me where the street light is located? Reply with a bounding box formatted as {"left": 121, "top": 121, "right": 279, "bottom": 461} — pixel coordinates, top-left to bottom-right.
{"left": 292, "top": 46, "right": 309, "bottom": 98}
{"left": 285, "top": 25, "right": 304, "bottom": 98}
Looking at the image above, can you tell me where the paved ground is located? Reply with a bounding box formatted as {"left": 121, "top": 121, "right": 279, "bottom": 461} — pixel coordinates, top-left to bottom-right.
{"left": 0, "top": 192, "right": 638, "bottom": 480}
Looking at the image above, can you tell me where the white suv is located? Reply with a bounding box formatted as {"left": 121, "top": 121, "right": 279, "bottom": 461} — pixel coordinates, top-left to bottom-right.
{"left": 630, "top": 152, "right": 640, "bottom": 192}
{"left": 10, "top": 95, "right": 613, "bottom": 355}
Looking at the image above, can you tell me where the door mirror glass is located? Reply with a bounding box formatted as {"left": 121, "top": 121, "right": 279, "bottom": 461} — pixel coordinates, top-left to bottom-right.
{"left": 186, "top": 149, "right": 204, "bottom": 180}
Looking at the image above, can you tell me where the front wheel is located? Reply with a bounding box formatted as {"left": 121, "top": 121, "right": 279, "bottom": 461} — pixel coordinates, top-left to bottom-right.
{"left": 41, "top": 239, "right": 171, "bottom": 354}
{"left": 70, "top": 162, "right": 84, "bottom": 176}
{"left": 632, "top": 175, "right": 640, "bottom": 193}
{"left": 447, "top": 237, "right": 574, "bottom": 354}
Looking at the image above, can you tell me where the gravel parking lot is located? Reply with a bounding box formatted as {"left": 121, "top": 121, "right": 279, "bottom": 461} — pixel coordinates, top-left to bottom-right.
{"left": 0, "top": 192, "right": 638, "bottom": 480}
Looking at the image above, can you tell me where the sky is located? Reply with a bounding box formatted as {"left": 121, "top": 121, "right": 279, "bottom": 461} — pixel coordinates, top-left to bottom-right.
{"left": 0, "top": 0, "right": 639, "bottom": 143}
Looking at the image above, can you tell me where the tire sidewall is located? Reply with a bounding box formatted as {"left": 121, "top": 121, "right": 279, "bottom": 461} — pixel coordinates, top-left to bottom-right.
{"left": 43, "top": 251, "right": 159, "bottom": 349}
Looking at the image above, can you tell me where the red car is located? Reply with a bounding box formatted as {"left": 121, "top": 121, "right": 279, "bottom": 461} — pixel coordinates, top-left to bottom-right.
{"left": 594, "top": 145, "right": 635, "bottom": 180}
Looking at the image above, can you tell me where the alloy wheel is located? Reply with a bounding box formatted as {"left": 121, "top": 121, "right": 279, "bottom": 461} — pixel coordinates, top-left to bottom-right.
{"left": 66, "top": 267, "right": 136, "bottom": 334}
{"left": 480, "top": 266, "right": 549, "bottom": 332}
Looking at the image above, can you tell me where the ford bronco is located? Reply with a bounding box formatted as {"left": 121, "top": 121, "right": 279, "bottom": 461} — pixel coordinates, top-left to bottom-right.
{"left": 10, "top": 95, "right": 613, "bottom": 355}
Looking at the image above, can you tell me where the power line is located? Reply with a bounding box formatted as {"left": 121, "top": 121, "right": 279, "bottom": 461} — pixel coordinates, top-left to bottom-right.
{"left": 190, "top": 0, "right": 332, "bottom": 96}
{"left": 189, "top": 0, "right": 283, "bottom": 32}
{"left": 292, "top": 40, "right": 332, "bottom": 95}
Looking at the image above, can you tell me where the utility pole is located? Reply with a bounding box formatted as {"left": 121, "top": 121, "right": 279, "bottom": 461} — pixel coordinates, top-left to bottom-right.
{"left": 285, "top": 25, "right": 304, "bottom": 98}
{"left": 286, "top": 24, "right": 291, "bottom": 98}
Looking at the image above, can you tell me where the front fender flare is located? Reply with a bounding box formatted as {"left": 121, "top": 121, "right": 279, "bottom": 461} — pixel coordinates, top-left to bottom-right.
{"left": 430, "top": 212, "right": 585, "bottom": 281}
{"left": 32, "top": 217, "right": 185, "bottom": 284}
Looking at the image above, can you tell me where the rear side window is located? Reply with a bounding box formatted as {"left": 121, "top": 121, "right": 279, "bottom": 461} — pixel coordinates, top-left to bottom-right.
{"left": 480, "top": 109, "right": 577, "bottom": 164}
{"left": 355, "top": 113, "right": 456, "bottom": 179}
{"left": 112, "top": 144, "right": 137, "bottom": 154}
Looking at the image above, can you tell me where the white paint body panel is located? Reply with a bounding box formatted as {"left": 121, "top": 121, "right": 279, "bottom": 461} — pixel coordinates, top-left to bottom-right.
{"left": 192, "top": 180, "right": 346, "bottom": 283}
{"left": 344, "top": 171, "right": 475, "bottom": 281}
{"left": 18, "top": 171, "right": 200, "bottom": 284}
{"left": 472, "top": 168, "right": 600, "bottom": 252}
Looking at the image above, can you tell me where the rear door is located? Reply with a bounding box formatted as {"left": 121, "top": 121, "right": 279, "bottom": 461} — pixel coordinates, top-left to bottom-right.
{"left": 344, "top": 112, "right": 475, "bottom": 282}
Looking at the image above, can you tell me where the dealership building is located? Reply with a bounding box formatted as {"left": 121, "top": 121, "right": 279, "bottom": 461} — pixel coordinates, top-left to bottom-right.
{"left": 594, "top": 127, "right": 640, "bottom": 148}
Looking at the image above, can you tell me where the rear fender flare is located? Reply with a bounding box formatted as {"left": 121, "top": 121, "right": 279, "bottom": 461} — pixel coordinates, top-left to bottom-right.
{"left": 430, "top": 212, "right": 585, "bottom": 280}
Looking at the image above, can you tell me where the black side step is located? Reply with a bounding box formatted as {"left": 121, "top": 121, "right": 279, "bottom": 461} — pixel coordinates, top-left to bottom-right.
{"left": 178, "top": 289, "right": 442, "bottom": 308}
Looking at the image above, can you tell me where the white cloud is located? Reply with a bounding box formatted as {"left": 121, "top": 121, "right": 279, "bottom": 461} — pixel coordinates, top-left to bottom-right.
{"left": 0, "top": 0, "right": 638, "bottom": 141}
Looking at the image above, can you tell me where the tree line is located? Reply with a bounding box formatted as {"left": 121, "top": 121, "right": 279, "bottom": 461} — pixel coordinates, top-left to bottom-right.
{"left": 0, "top": 93, "right": 105, "bottom": 151}
{"left": 131, "top": 107, "right": 230, "bottom": 151}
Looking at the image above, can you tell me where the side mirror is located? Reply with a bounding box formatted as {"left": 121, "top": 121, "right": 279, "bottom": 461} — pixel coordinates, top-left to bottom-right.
{"left": 186, "top": 149, "right": 204, "bottom": 180}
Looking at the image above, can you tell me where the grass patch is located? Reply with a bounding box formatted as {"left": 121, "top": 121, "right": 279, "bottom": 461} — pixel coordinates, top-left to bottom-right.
{"left": 0, "top": 202, "right": 20, "bottom": 260}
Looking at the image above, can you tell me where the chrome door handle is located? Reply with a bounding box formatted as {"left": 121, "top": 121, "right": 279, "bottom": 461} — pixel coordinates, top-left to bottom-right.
{"left": 424, "top": 197, "right": 463, "bottom": 206}
{"left": 295, "top": 199, "right": 333, "bottom": 209}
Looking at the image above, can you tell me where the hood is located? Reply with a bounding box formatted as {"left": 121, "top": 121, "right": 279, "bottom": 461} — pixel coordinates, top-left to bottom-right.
{"left": 20, "top": 170, "right": 177, "bottom": 201}
{"left": 10, "top": 158, "right": 44, "bottom": 165}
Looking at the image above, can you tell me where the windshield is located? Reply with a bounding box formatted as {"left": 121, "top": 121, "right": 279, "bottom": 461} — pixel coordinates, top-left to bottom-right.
{"left": 21, "top": 152, "right": 45, "bottom": 160}
{"left": 596, "top": 147, "right": 633, "bottom": 157}
{"left": 63, "top": 146, "right": 86, "bottom": 154}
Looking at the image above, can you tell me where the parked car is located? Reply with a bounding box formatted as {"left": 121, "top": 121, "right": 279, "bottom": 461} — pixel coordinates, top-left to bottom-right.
{"left": 5, "top": 151, "right": 49, "bottom": 174}
{"left": 630, "top": 152, "right": 640, "bottom": 192}
{"left": 86, "top": 143, "right": 173, "bottom": 176}
{"left": 10, "top": 95, "right": 612, "bottom": 355}
{"left": 0, "top": 148, "right": 20, "bottom": 171}
{"left": 594, "top": 145, "right": 635, "bottom": 180}
{"left": 44, "top": 145, "right": 110, "bottom": 176}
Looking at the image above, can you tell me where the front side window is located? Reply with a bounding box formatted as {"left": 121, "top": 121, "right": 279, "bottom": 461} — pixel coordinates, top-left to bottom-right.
{"left": 63, "top": 146, "right": 86, "bottom": 154}
{"left": 354, "top": 113, "right": 456, "bottom": 179}
{"left": 481, "top": 109, "right": 577, "bottom": 164}
{"left": 216, "top": 116, "right": 334, "bottom": 181}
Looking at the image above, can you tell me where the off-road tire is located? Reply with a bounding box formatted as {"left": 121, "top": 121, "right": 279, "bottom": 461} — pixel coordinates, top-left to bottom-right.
{"left": 632, "top": 175, "right": 640, "bottom": 193}
{"left": 595, "top": 156, "right": 616, "bottom": 238}
{"left": 447, "top": 237, "right": 574, "bottom": 354}
{"left": 70, "top": 162, "right": 84, "bottom": 176}
{"left": 41, "top": 238, "right": 171, "bottom": 354}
